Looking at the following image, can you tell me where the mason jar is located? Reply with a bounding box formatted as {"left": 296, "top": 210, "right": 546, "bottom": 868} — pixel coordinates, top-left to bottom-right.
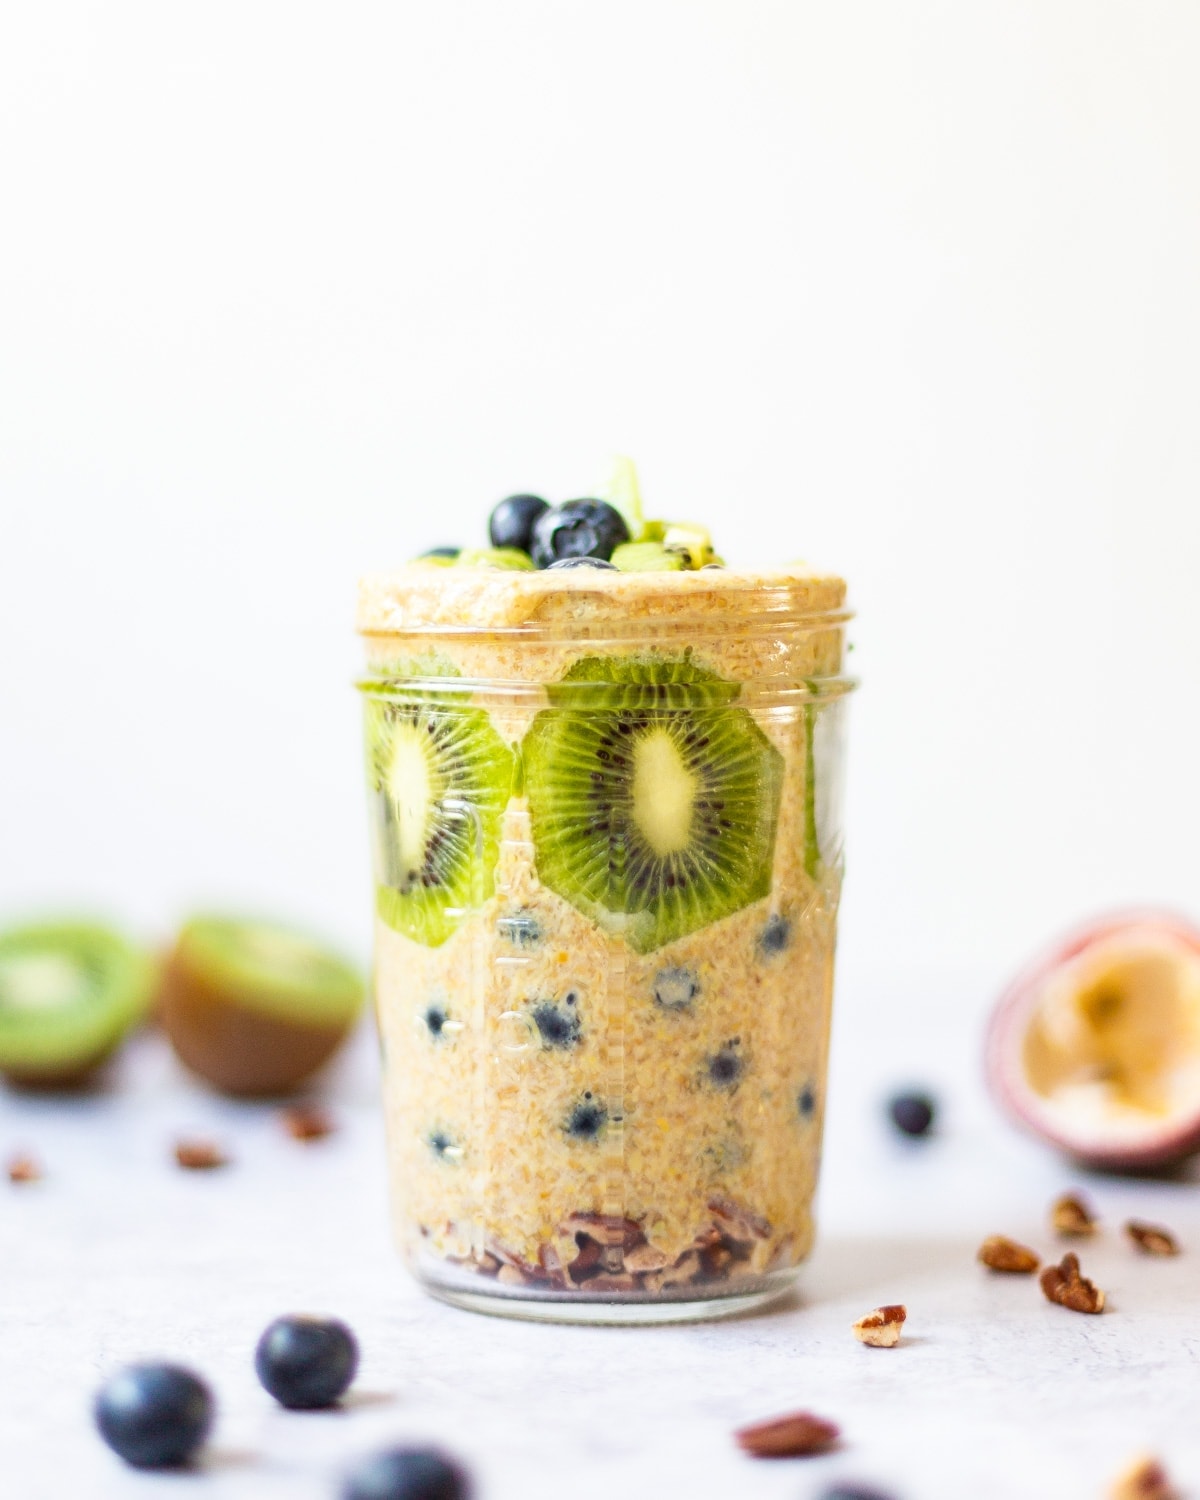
{"left": 357, "top": 563, "right": 854, "bottom": 1323}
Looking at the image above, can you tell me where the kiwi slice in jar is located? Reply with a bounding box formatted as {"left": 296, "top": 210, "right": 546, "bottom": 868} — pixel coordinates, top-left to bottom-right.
{"left": 523, "top": 655, "right": 784, "bottom": 954}
{"left": 0, "top": 920, "right": 156, "bottom": 1086}
{"left": 160, "top": 916, "right": 364, "bottom": 1097}
{"left": 365, "top": 691, "right": 515, "bottom": 947}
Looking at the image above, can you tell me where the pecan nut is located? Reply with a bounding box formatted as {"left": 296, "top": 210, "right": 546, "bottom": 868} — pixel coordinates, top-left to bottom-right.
{"left": 174, "top": 1139, "right": 228, "bottom": 1170}
{"left": 1125, "top": 1220, "right": 1180, "bottom": 1257}
{"left": 1051, "top": 1192, "right": 1097, "bottom": 1237}
{"left": 852, "top": 1304, "right": 907, "bottom": 1346}
{"left": 1109, "top": 1453, "right": 1180, "bottom": 1500}
{"left": 735, "top": 1410, "right": 840, "bottom": 1458}
{"left": 1040, "top": 1252, "right": 1105, "bottom": 1313}
{"left": 280, "top": 1104, "right": 335, "bottom": 1141}
{"left": 978, "top": 1235, "right": 1040, "bottom": 1274}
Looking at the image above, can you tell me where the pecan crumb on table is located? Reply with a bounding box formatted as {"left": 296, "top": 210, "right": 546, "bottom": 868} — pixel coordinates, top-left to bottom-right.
{"left": 1108, "top": 1453, "right": 1181, "bottom": 1500}
{"left": 1039, "top": 1252, "right": 1105, "bottom": 1314}
{"left": 735, "top": 1410, "right": 840, "bottom": 1458}
{"left": 977, "top": 1235, "right": 1040, "bottom": 1273}
{"left": 173, "top": 1139, "right": 229, "bottom": 1171}
{"left": 852, "top": 1304, "right": 907, "bottom": 1346}
{"left": 1124, "top": 1220, "right": 1180, "bottom": 1257}
{"left": 7, "top": 1152, "right": 42, "bottom": 1184}
{"left": 281, "top": 1105, "right": 336, "bottom": 1142}
{"left": 1050, "top": 1192, "right": 1097, "bottom": 1237}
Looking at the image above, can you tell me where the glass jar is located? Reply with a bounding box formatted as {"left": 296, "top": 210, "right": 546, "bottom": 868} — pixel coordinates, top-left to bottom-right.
{"left": 357, "top": 565, "right": 854, "bottom": 1322}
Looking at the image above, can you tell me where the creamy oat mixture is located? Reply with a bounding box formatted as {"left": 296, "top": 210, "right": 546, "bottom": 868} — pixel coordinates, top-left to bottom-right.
{"left": 358, "top": 563, "right": 850, "bottom": 1300}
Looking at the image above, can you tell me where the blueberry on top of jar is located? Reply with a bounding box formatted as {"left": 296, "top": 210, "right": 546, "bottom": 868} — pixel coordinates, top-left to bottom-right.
{"left": 488, "top": 494, "right": 548, "bottom": 554}
{"left": 531, "top": 499, "right": 630, "bottom": 568}
{"left": 531, "top": 996, "right": 581, "bottom": 1049}
{"left": 565, "top": 1093, "right": 607, "bottom": 1140}
{"left": 706, "top": 1041, "right": 744, "bottom": 1089}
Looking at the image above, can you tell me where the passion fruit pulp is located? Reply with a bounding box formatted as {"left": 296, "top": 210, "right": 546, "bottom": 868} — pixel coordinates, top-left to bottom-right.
{"left": 986, "top": 912, "right": 1200, "bottom": 1170}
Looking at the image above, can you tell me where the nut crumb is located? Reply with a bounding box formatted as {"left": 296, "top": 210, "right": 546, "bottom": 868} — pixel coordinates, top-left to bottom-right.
{"left": 1125, "top": 1220, "right": 1180, "bottom": 1257}
{"left": 978, "top": 1235, "right": 1040, "bottom": 1274}
{"left": 174, "top": 1139, "right": 228, "bottom": 1171}
{"left": 1039, "top": 1252, "right": 1105, "bottom": 1314}
{"left": 1109, "top": 1454, "right": 1180, "bottom": 1500}
{"left": 1051, "top": 1192, "right": 1097, "bottom": 1237}
{"left": 852, "top": 1304, "right": 907, "bottom": 1347}
{"left": 7, "top": 1152, "right": 42, "bottom": 1184}
{"left": 735, "top": 1410, "right": 840, "bottom": 1458}
{"left": 281, "top": 1105, "right": 336, "bottom": 1142}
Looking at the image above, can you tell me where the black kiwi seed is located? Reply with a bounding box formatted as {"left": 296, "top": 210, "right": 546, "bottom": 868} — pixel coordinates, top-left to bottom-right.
{"left": 523, "top": 656, "right": 784, "bottom": 954}
{"left": 366, "top": 696, "right": 515, "bottom": 948}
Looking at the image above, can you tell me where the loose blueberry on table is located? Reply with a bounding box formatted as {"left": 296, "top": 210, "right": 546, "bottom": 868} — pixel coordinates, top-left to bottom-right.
{"left": 888, "top": 1091, "right": 937, "bottom": 1137}
{"left": 93, "top": 1362, "right": 214, "bottom": 1469}
{"left": 255, "top": 1314, "right": 359, "bottom": 1409}
{"left": 342, "top": 1445, "right": 472, "bottom": 1500}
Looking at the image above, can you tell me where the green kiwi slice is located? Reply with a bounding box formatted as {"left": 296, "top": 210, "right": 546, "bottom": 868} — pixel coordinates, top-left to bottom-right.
{"left": 523, "top": 655, "right": 784, "bottom": 953}
{"left": 0, "top": 920, "right": 156, "bottom": 1085}
{"left": 365, "top": 692, "right": 515, "bottom": 947}
{"left": 160, "top": 915, "right": 364, "bottom": 1097}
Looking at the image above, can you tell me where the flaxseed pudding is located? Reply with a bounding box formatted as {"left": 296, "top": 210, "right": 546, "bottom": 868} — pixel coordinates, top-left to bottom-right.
{"left": 357, "top": 468, "right": 853, "bottom": 1320}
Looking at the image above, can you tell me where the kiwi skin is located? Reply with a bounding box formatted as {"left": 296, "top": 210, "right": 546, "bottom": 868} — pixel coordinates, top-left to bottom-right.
{"left": 159, "top": 920, "right": 364, "bottom": 1099}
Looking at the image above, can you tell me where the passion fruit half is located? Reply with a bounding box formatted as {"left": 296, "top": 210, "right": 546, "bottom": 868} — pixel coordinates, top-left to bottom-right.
{"left": 986, "top": 911, "right": 1200, "bottom": 1170}
{"left": 159, "top": 916, "right": 364, "bottom": 1098}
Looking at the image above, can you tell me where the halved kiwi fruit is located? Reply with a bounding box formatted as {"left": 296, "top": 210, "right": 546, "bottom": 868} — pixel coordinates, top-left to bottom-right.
{"left": 0, "top": 920, "right": 156, "bottom": 1086}
{"left": 365, "top": 692, "right": 515, "bottom": 947}
{"left": 523, "top": 655, "right": 784, "bottom": 953}
{"left": 159, "top": 916, "right": 364, "bottom": 1097}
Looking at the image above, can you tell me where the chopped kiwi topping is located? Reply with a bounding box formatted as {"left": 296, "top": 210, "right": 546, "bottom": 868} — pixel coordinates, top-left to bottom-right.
{"left": 366, "top": 693, "right": 515, "bottom": 947}
{"left": 523, "top": 654, "right": 783, "bottom": 953}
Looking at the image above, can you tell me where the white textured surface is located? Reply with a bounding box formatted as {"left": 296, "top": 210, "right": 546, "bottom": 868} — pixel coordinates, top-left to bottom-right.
{"left": 3, "top": 997, "right": 1199, "bottom": 1500}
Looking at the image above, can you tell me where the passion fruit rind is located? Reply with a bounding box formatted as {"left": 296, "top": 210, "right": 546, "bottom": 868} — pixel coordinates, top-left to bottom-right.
{"left": 986, "top": 910, "right": 1200, "bottom": 1170}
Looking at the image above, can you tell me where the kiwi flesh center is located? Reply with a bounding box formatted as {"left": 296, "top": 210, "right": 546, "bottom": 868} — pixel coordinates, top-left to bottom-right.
{"left": 632, "top": 729, "right": 697, "bottom": 857}
{"left": 387, "top": 725, "right": 439, "bottom": 885}
{"left": 0, "top": 953, "right": 91, "bottom": 1013}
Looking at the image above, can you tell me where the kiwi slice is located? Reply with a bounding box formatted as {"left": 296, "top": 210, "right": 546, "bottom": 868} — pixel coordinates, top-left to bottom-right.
{"left": 610, "top": 542, "right": 686, "bottom": 573}
{"left": 0, "top": 920, "right": 156, "bottom": 1086}
{"left": 523, "top": 655, "right": 784, "bottom": 953}
{"left": 159, "top": 916, "right": 364, "bottom": 1097}
{"left": 366, "top": 692, "right": 515, "bottom": 947}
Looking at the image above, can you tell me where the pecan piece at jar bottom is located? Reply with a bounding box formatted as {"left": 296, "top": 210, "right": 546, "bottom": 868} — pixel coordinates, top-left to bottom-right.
{"left": 852, "top": 1304, "right": 907, "bottom": 1347}
{"left": 1109, "top": 1453, "right": 1181, "bottom": 1500}
{"left": 1040, "top": 1252, "right": 1105, "bottom": 1313}
{"left": 978, "top": 1235, "right": 1040, "bottom": 1273}
{"left": 1051, "top": 1192, "right": 1097, "bottom": 1237}
{"left": 1125, "top": 1220, "right": 1180, "bottom": 1257}
{"left": 735, "top": 1410, "right": 840, "bottom": 1459}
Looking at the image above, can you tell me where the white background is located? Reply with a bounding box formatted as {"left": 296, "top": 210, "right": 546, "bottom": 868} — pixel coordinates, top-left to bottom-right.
{"left": 3, "top": 1, "right": 1200, "bottom": 1038}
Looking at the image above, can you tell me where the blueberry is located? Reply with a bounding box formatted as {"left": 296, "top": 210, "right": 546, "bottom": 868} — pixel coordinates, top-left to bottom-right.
{"left": 531, "top": 998, "right": 581, "bottom": 1049}
{"left": 419, "top": 547, "right": 460, "bottom": 559}
{"left": 496, "top": 910, "right": 540, "bottom": 948}
{"left": 546, "top": 556, "right": 618, "bottom": 570}
{"left": 343, "top": 1446, "right": 471, "bottom": 1500}
{"left": 255, "top": 1315, "right": 359, "bottom": 1410}
{"left": 565, "top": 1093, "right": 607, "bottom": 1140}
{"left": 888, "top": 1091, "right": 936, "bottom": 1138}
{"left": 424, "top": 1004, "right": 447, "bottom": 1039}
{"left": 797, "top": 1083, "right": 817, "bottom": 1118}
{"left": 817, "top": 1485, "right": 896, "bottom": 1500}
{"left": 653, "top": 967, "right": 699, "bottom": 1009}
{"left": 428, "top": 1129, "right": 457, "bottom": 1159}
{"left": 488, "top": 494, "right": 548, "bottom": 553}
{"left": 531, "top": 499, "right": 630, "bottom": 568}
{"left": 758, "top": 913, "right": 791, "bottom": 954}
{"left": 94, "top": 1363, "right": 214, "bottom": 1469}
{"left": 706, "top": 1041, "right": 744, "bottom": 1089}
